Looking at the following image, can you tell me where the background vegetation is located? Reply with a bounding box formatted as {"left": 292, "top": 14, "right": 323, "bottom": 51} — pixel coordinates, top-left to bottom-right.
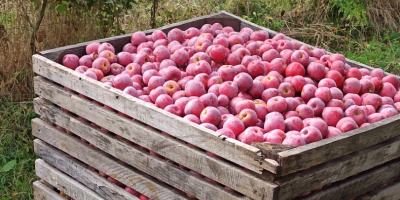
{"left": 0, "top": 0, "right": 399, "bottom": 199}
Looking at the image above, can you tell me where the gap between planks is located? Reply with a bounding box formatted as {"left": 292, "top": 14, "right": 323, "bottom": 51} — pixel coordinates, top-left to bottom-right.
{"left": 35, "top": 159, "right": 105, "bottom": 200}
{"left": 33, "top": 180, "right": 66, "bottom": 200}
{"left": 34, "top": 139, "right": 139, "bottom": 200}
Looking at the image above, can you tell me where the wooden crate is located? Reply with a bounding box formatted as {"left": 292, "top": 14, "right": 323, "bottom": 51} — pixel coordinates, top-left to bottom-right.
{"left": 32, "top": 11, "right": 400, "bottom": 200}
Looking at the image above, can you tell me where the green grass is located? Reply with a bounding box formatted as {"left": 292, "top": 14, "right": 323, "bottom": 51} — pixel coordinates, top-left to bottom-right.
{"left": 339, "top": 35, "right": 400, "bottom": 74}
{"left": 0, "top": 97, "right": 38, "bottom": 200}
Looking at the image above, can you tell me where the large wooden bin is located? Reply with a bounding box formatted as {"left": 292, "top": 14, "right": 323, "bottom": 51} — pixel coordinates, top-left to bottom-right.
{"left": 31, "top": 11, "right": 400, "bottom": 200}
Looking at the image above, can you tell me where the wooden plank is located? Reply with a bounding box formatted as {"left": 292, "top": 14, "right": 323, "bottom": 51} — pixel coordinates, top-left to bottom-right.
{"left": 275, "top": 135, "right": 400, "bottom": 199}
{"left": 35, "top": 159, "right": 105, "bottom": 200}
{"left": 355, "top": 181, "right": 400, "bottom": 200}
{"left": 33, "top": 181, "right": 66, "bottom": 200}
{"left": 32, "top": 124, "right": 188, "bottom": 200}
{"left": 33, "top": 136, "right": 186, "bottom": 200}
{"left": 276, "top": 113, "right": 400, "bottom": 175}
{"left": 34, "top": 139, "right": 139, "bottom": 200}
{"left": 31, "top": 118, "right": 254, "bottom": 200}
{"left": 32, "top": 56, "right": 275, "bottom": 175}
{"left": 32, "top": 83, "right": 278, "bottom": 200}
{"left": 296, "top": 158, "right": 400, "bottom": 200}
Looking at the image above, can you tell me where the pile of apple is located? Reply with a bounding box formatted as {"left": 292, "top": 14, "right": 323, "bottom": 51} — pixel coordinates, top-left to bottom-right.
{"left": 61, "top": 23, "right": 400, "bottom": 147}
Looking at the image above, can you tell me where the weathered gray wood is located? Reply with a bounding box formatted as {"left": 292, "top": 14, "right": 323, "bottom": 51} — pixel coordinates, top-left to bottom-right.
{"left": 32, "top": 122, "right": 189, "bottom": 200}
{"left": 32, "top": 118, "right": 254, "bottom": 200}
{"left": 32, "top": 82, "right": 278, "bottom": 200}
{"left": 32, "top": 57, "right": 275, "bottom": 175}
{"left": 35, "top": 159, "right": 105, "bottom": 200}
{"left": 277, "top": 113, "right": 400, "bottom": 175}
{"left": 33, "top": 136, "right": 186, "bottom": 200}
{"left": 296, "top": 158, "right": 400, "bottom": 200}
{"left": 355, "top": 181, "right": 400, "bottom": 200}
{"left": 276, "top": 135, "right": 400, "bottom": 200}
{"left": 33, "top": 181, "right": 66, "bottom": 200}
{"left": 34, "top": 139, "right": 139, "bottom": 200}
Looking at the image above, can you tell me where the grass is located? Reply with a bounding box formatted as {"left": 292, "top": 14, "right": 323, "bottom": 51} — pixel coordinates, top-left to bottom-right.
{"left": 0, "top": 0, "right": 398, "bottom": 199}
{"left": 0, "top": 97, "right": 38, "bottom": 200}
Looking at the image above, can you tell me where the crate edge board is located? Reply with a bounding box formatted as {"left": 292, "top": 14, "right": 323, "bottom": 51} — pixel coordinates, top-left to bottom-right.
{"left": 275, "top": 135, "right": 400, "bottom": 199}
{"left": 35, "top": 159, "right": 105, "bottom": 200}
{"left": 32, "top": 58, "right": 276, "bottom": 175}
{"left": 31, "top": 118, "right": 258, "bottom": 200}
{"left": 33, "top": 137, "right": 187, "bottom": 200}
{"left": 296, "top": 158, "right": 400, "bottom": 200}
{"left": 32, "top": 89, "right": 278, "bottom": 199}
{"left": 355, "top": 181, "right": 400, "bottom": 200}
{"left": 276, "top": 114, "right": 400, "bottom": 175}
{"left": 33, "top": 139, "right": 139, "bottom": 200}
{"left": 33, "top": 180, "right": 66, "bottom": 200}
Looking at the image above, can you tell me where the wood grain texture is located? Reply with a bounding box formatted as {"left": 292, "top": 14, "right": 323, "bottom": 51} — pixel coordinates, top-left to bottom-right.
{"left": 277, "top": 113, "right": 400, "bottom": 175}
{"left": 32, "top": 121, "right": 189, "bottom": 200}
{"left": 32, "top": 118, "right": 254, "bottom": 200}
{"left": 33, "top": 181, "right": 66, "bottom": 200}
{"left": 32, "top": 84, "right": 278, "bottom": 200}
{"left": 355, "top": 181, "right": 400, "bottom": 200}
{"left": 296, "top": 158, "right": 400, "bottom": 200}
{"left": 276, "top": 135, "right": 400, "bottom": 200}
{"left": 35, "top": 159, "right": 105, "bottom": 200}
{"left": 32, "top": 57, "right": 274, "bottom": 174}
{"left": 34, "top": 139, "right": 139, "bottom": 200}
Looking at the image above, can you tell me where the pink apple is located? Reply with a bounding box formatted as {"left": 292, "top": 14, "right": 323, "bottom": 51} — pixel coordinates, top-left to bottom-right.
{"left": 291, "top": 50, "right": 309, "bottom": 66}
{"left": 370, "top": 68, "right": 385, "bottom": 79}
{"left": 282, "top": 134, "right": 306, "bottom": 147}
{"left": 267, "top": 96, "right": 287, "bottom": 113}
{"left": 238, "top": 109, "right": 258, "bottom": 127}
{"left": 285, "top": 62, "right": 305, "bottom": 77}
{"left": 367, "top": 113, "right": 387, "bottom": 123}
{"left": 359, "top": 78, "right": 375, "bottom": 94}
{"left": 336, "top": 117, "right": 358, "bottom": 133}
{"left": 264, "top": 114, "right": 285, "bottom": 133}
{"left": 307, "top": 98, "right": 326, "bottom": 116}
{"left": 300, "top": 126, "right": 323, "bottom": 144}
{"left": 295, "top": 104, "right": 314, "bottom": 119}
{"left": 219, "top": 81, "right": 239, "bottom": 99}
{"left": 344, "top": 105, "right": 367, "bottom": 126}
{"left": 379, "top": 82, "right": 397, "bottom": 98}
{"left": 290, "top": 75, "right": 306, "bottom": 93}
{"left": 200, "top": 106, "right": 221, "bottom": 126}
{"left": 285, "top": 116, "right": 304, "bottom": 132}
{"left": 184, "top": 99, "right": 205, "bottom": 117}
{"left": 362, "top": 93, "right": 382, "bottom": 110}
{"left": 325, "top": 126, "right": 343, "bottom": 138}
{"left": 301, "top": 84, "right": 317, "bottom": 102}
{"left": 330, "top": 87, "right": 344, "bottom": 100}
{"left": 185, "top": 80, "right": 206, "bottom": 97}
{"left": 223, "top": 117, "right": 245, "bottom": 136}
{"left": 216, "top": 128, "right": 236, "bottom": 139}
{"left": 318, "top": 78, "right": 337, "bottom": 88}
{"left": 343, "top": 78, "right": 361, "bottom": 94}
{"left": 237, "top": 126, "right": 264, "bottom": 145}
{"left": 233, "top": 72, "right": 253, "bottom": 92}
{"left": 263, "top": 129, "right": 286, "bottom": 144}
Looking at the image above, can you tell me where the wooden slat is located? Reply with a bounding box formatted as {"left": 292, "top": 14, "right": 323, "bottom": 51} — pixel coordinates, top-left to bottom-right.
{"left": 32, "top": 121, "right": 188, "bottom": 200}
{"left": 33, "top": 181, "right": 66, "bottom": 200}
{"left": 32, "top": 57, "right": 277, "bottom": 175}
{"left": 32, "top": 118, "right": 254, "bottom": 200}
{"left": 296, "top": 158, "right": 400, "bottom": 200}
{"left": 33, "top": 137, "right": 186, "bottom": 200}
{"left": 34, "top": 139, "right": 139, "bottom": 200}
{"left": 275, "top": 135, "right": 400, "bottom": 199}
{"left": 35, "top": 159, "right": 104, "bottom": 200}
{"left": 355, "top": 181, "right": 400, "bottom": 200}
{"left": 32, "top": 81, "right": 277, "bottom": 200}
